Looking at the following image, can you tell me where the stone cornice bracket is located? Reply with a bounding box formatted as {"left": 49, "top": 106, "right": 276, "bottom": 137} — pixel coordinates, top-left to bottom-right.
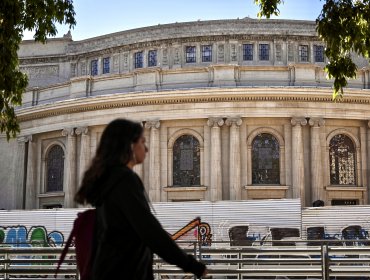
{"left": 308, "top": 118, "right": 325, "bottom": 127}
{"left": 225, "top": 117, "right": 242, "bottom": 127}
{"left": 291, "top": 117, "right": 307, "bottom": 126}
{"left": 62, "top": 128, "right": 75, "bottom": 136}
{"left": 145, "top": 120, "right": 160, "bottom": 129}
{"left": 75, "top": 126, "right": 89, "bottom": 135}
{"left": 17, "top": 135, "right": 32, "bottom": 143}
{"left": 207, "top": 117, "right": 224, "bottom": 127}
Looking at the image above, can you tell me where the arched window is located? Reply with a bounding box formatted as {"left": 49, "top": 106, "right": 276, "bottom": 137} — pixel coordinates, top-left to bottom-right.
{"left": 46, "top": 145, "right": 64, "bottom": 192}
{"left": 329, "top": 134, "right": 356, "bottom": 185}
{"left": 173, "top": 135, "right": 200, "bottom": 186}
{"left": 252, "top": 133, "right": 280, "bottom": 184}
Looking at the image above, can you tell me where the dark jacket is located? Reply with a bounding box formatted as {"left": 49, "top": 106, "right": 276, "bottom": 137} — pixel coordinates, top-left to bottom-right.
{"left": 91, "top": 165, "right": 205, "bottom": 280}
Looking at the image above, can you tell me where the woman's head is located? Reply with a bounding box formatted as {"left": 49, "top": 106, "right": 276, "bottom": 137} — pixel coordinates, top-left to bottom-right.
{"left": 75, "top": 118, "right": 146, "bottom": 205}
{"left": 96, "top": 119, "right": 145, "bottom": 167}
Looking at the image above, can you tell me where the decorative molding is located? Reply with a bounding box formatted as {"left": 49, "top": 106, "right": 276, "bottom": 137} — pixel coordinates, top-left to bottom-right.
{"left": 291, "top": 117, "right": 308, "bottom": 126}
{"left": 17, "top": 135, "right": 32, "bottom": 143}
{"left": 145, "top": 120, "right": 160, "bottom": 129}
{"left": 225, "top": 117, "right": 242, "bottom": 127}
{"left": 207, "top": 117, "right": 224, "bottom": 127}
{"left": 308, "top": 117, "right": 325, "bottom": 127}
{"left": 17, "top": 88, "right": 370, "bottom": 122}
{"left": 75, "top": 126, "right": 89, "bottom": 135}
{"left": 61, "top": 128, "right": 75, "bottom": 136}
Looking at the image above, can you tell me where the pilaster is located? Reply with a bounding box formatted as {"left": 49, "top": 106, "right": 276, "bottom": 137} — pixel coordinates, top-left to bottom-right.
{"left": 226, "top": 117, "right": 242, "bottom": 200}
{"left": 145, "top": 120, "right": 161, "bottom": 202}
{"left": 75, "top": 127, "right": 90, "bottom": 187}
{"left": 15, "top": 136, "right": 31, "bottom": 209}
{"left": 207, "top": 117, "right": 224, "bottom": 201}
{"left": 308, "top": 118, "right": 325, "bottom": 204}
{"left": 291, "top": 117, "right": 307, "bottom": 206}
{"left": 25, "top": 135, "right": 37, "bottom": 209}
{"left": 62, "top": 128, "right": 77, "bottom": 208}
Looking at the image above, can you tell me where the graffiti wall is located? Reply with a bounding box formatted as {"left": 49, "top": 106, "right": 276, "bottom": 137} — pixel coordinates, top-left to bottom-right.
{"left": 2, "top": 200, "right": 370, "bottom": 248}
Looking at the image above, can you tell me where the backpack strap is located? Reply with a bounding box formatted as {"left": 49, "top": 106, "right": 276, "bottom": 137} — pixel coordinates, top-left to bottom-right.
{"left": 54, "top": 227, "right": 75, "bottom": 278}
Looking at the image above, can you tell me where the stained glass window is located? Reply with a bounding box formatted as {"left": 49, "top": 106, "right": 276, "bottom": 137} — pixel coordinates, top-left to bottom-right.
{"left": 252, "top": 133, "right": 280, "bottom": 184}
{"left": 299, "top": 45, "right": 309, "bottom": 62}
{"left": 329, "top": 134, "right": 356, "bottom": 185}
{"left": 46, "top": 145, "right": 64, "bottom": 192}
{"left": 91, "top": 60, "right": 98, "bottom": 76}
{"left": 314, "top": 45, "right": 325, "bottom": 62}
{"left": 134, "top": 51, "right": 143, "bottom": 68}
{"left": 148, "top": 50, "right": 157, "bottom": 67}
{"left": 259, "top": 44, "right": 269, "bottom": 61}
{"left": 243, "top": 44, "right": 253, "bottom": 61}
{"left": 186, "top": 46, "right": 196, "bottom": 63}
{"left": 202, "top": 45, "right": 212, "bottom": 62}
{"left": 103, "top": 57, "right": 110, "bottom": 74}
{"left": 173, "top": 135, "right": 200, "bottom": 186}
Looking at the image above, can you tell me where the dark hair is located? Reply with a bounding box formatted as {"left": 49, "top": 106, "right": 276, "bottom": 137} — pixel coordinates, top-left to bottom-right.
{"left": 75, "top": 119, "right": 143, "bottom": 205}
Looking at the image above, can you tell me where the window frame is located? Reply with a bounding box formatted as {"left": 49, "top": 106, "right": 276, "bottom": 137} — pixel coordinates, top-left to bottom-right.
{"left": 134, "top": 51, "right": 144, "bottom": 69}
{"left": 299, "top": 45, "right": 309, "bottom": 62}
{"left": 314, "top": 45, "right": 325, "bottom": 62}
{"left": 242, "top": 44, "right": 253, "bottom": 61}
{"left": 44, "top": 144, "right": 65, "bottom": 193}
{"left": 90, "top": 59, "right": 98, "bottom": 76}
{"left": 185, "top": 46, "right": 196, "bottom": 63}
{"left": 201, "top": 45, "right": 212, "bottom": 63}
{"left": 258, "top": 43, "right": 270, "bottom": 61}
{"left": 148, "top": 50, "right": 157, "bottom": 67}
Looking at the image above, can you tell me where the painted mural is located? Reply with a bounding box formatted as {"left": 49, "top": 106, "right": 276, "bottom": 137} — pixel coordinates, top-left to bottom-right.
{"left": 0, "top": 225, "right": 64, "bottom": 247}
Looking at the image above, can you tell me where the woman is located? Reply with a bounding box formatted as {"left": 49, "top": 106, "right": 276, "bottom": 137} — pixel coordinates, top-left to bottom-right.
{"left": 75, "top": 119, "right": 206, "bottom": 280}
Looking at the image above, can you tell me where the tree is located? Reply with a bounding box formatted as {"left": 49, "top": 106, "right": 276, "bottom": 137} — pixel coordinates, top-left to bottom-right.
{"left": 0, "top": 0, "right": 76, "bottom": 140}
{"left": 254, "top": 0, "right": 370, "bottom": 100}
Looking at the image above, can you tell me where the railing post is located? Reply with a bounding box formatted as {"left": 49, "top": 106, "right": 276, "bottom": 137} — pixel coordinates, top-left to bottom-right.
{"left": 194, "top": 242, "right": 197, "bottom": 280}
{"left": 4, "top": 252, "right": 9, "bottom": 280}
{"left": 321, "top": 244, "right": 329, "bottom": 280}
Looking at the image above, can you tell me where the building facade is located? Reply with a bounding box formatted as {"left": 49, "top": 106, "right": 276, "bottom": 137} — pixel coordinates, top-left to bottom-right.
{"left": 1, "top": 18, "right": 370, "bottom": 209}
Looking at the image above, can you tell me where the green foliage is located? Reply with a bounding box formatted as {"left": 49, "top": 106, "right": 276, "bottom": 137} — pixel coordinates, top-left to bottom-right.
{"left": 254, "top": 0, "right": 370, "bottom": 100}
{"left": 0, "top": 0, "right": 76, "bottom": 140}
{"left": 254, "top": 0, "right": 284, "bottom": 18}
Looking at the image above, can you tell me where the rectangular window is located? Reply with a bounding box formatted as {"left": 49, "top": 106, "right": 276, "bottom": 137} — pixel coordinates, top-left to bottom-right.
{"left": 299, "top": 45, "right": 309, "bottom": 62}
{"left": 243, "top": 44, "right": 253, "bottom": 61}
{"left": 134, "top": 51, "right": 143, "bottom": 68}
{"left": 148, "top": 50, "right": 157, "bottom": 67}
{"left": 202, "top": 45, "right": 212, "bottom": 62}
{"left": 186, "top": 46, "right": 196, "bottom": 63}
{"left": 259, "top": 44, "right": 269, "bottom": 61}
{"left": 91, "top": 60, "right": 98, "bottom": 76}
{"left": 103, "top": 57, "right": 110, "bottom": 74}
{"left": 314, "top": 45, "right": 325, "bottom": 62}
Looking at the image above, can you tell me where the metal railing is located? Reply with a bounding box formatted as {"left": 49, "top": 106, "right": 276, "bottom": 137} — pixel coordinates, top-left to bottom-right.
{"left": 1, "top": 240, "right": 370, "bottom": 279}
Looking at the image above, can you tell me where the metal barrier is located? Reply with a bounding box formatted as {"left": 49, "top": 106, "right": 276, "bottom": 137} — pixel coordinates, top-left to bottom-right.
{"left": 1, "top": 241, "right": 370, "bottom": 279}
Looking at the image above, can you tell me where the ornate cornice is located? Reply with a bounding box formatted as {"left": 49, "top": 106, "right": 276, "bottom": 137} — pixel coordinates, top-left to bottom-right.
{"left": 16, "top": 88, "right": 370, "bottom": 123}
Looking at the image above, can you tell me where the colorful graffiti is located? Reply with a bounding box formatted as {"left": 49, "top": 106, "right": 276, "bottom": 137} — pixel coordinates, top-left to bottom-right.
{"left": 0, "top": 225, "right": 64, "bottom": 247}
{"left": 171, "top": 217, "right": 212, "bottom": 245}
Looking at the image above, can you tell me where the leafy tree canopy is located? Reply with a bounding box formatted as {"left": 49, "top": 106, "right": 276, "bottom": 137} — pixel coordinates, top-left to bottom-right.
{"left": 0, "top": 0, "right": 75, "bottom": 140}
{"left": 255, "top": 0, "right": 370, "bottom": 100}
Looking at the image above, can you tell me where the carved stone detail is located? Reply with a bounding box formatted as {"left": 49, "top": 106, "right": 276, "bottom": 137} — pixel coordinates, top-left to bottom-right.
{"left": 291, "top": 117, "right": 307, "bottom": 126}
{"left": 62, "top": 128, "right": 75, "bottom": 136}
{"left": 145, "top": 120, "right": 161, "bottom": 129}
{"left": 75, "top": 127, "right": 89, "bottom": 135}
{"left": 207, "top": 118, "right": 224, "bottom": 127}
{"left": 225, "top": 117, "right": 242, "bottom": 127}
{"left": 308, "top": 118, "right": 325, "bottom": 127}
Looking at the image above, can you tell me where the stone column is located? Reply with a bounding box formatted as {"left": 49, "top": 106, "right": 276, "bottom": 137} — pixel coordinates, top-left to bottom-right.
{"left": 207, "top": 118, "right": 224, "bottom": 201}
{"left": 75, "top": 127, "right": 90, "bottom": 187}
{"left": 145, "top": 120, "right": 161, "bottom": 202}
{"left": 25, "top": 135, "right": 37, "bottom": 209}
{"left": 226, "top": 117, "right": 242, "bottom": 200}
{"left": 291, "top": 117, "right": 307, "bottom": 205}
{"left": 309, "top": 118, "right": 325, "bottom": 204}
{"left": 15, "top": 136, "right": 29, "bottom": 209}
{"left": 62, "top": 128, "right": 77, "bottom": 208}
{"left": 367, "top": 121, "right": 370, "bottom": 203}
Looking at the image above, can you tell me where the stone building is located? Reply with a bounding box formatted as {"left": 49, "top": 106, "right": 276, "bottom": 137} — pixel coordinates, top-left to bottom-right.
{"left": 1, "top": 18, "right": 370, "bottom": 210}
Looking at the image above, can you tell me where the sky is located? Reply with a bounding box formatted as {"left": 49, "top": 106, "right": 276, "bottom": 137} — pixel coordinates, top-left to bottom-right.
{"left": 23, "top": 0, "right": 324, "bottom": 41}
